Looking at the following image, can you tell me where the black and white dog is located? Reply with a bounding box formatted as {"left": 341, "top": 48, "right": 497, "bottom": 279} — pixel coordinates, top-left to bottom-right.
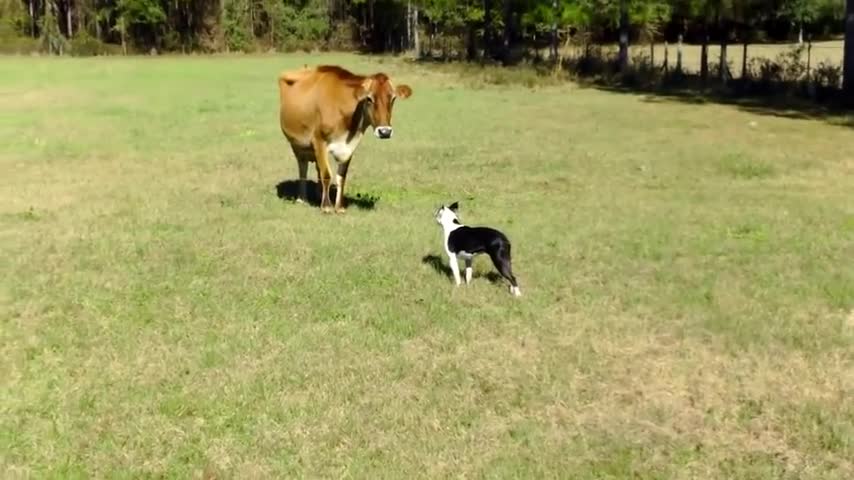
{"left": 434, "top": 201, "right": 521, "bottom": 296}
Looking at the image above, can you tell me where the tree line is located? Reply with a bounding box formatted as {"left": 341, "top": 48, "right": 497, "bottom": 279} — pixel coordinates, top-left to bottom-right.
{"left": 1, "top": 0, "right": 852, "bottom": 96}
{"left": 0, "top": 1, "right": 847, "bottom": 54}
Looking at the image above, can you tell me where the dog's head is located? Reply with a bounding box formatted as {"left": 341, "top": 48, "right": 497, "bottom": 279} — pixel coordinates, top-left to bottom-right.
{"left": 434, "top": 201, "right": 460, "bottom": 226}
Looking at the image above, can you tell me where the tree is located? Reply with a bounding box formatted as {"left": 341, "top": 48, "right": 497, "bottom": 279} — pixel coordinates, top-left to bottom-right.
{"left": 780, "top": 0, "right": 820, "bottom": 43}
{"left": 844, "top": 0, "right": 854, "bottom": 98}
{"left": 733, "top": 0, "right": 772, "bottom": 79}
{"left": 618, "top": 0, "right": 628, "bottom": 69}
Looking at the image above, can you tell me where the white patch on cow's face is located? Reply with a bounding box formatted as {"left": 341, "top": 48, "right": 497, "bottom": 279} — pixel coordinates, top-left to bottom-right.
{"left": 327, "top": 132, "right": 365, "bottom": 162}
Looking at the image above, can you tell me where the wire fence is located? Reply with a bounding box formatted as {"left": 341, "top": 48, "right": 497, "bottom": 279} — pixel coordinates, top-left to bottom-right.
{"left": 557, "top": 40, "right": 845, "bottom": 88}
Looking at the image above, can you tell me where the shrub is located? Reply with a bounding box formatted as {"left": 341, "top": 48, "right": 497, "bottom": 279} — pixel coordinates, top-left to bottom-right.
{"left": 812, "top": 61, "right": 842, "bottom": 89}
{"left": 223, "top": 0, "right": 254, "bottom": 53}
{"left": 70, "top": 31, "right": 118, "bottom": 56}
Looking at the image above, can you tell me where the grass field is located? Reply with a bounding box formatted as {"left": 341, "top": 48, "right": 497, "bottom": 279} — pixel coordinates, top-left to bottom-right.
{"left": 2, "top": 53, "right": 853, "bottom": 478}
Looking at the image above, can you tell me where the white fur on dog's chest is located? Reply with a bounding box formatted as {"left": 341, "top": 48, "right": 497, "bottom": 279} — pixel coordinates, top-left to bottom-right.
{"left": 327, "top": 133, "right": 364, "bottom": 162}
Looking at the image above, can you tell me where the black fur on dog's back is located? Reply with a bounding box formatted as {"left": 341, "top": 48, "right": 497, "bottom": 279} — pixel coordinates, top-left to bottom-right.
{"left": 448, "top": 226, "right": 517, "bottom": 288}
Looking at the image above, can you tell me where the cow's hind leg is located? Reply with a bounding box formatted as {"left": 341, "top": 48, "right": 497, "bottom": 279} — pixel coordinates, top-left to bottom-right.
{"left": 311, "top": 137, "right": 334, "bottom": 213}
{"left": 296, "top": 157, "right": 309, "bottom": 204}
{"left": 290, "top": 144, "right": 312, "bottom": 205}
{"left": 334, "top": 159, "right": 351, "bottom": 214}
{"left": 488, "top": 243, "right": 521, "bottom": 296}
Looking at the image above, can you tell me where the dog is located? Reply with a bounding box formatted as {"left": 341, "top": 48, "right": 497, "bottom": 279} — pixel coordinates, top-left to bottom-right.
{"left": 434, "top": 201, "right": 521, "bottom": 296}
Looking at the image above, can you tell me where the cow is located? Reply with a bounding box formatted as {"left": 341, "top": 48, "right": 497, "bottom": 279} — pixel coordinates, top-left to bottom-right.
{"left": 277, "top": 65, "right": 413, "bottom": 213}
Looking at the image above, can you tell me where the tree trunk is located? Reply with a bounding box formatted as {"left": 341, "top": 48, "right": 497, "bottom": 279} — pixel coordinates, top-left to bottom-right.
{"left": 406, "top": 0, "right": 411, "bottom": 50}
{"left": 429, "top": 20, "right": 434, "bottom": 57}
{"left": 466, "top": 23, "right": 476, "bottom": 61}
{"left": 219, "top": 0, "right": 225, "bottom": 50}
{"left": 798, "top": 23, "right": 804, "bottom": 44}
{"left": 484, "top": 0, "right": 492, "bottom": 59}
{"left": 551, "top": 0, "right": 558, "bottom": 62}
{"left": 700, "top": 24, "right": 709, "bottom": 84}
{"left": 44, "top": 1, "right": 51, "bottom": 54}
{"left": 413, "top": 7, "right": 420, "bottom": 56}
{"left": 808, "top": 38, "right": 816, "bottom": 97}
{"left": 618, "top": 0, "right": 629, "bottom": 71}
{"left": 360, "top": 4, "right": 367, "bottom": 47}
{"left": 368, "top": 0, "right": 374, "bottom": 50}
{"left": 66, "top": 0, "right": 72, "bottom": 38}
{"left": 663, "top": 41, "right": 669, "bottom": 74}
{"left": 29, "top": 0, "right": 36, "bottom": 37}
{"left": 844, "top": 0, "right": 854, "bottom": 99}
{"left": 443, "top": 25, "right": 449, "bottom": 60}
{"left": 502, "top": 0, "right": 512, "bottom": 64}
{"left": 120, "top": 16, "right": 127, "bottom": 55}
{"left": 720, "top": 31, "right": 729, "bottom": 84}
{"left": 649, "top": 40, "right": 654, "bottom": 68}
{"left": 77, "top": 1, "right": 83, "bottom": 36}
{"left": 742, "top": 41, "right": 748, "bottom": 80}
{"left": 677, "top": 33, "right": 683, "bottom": 73}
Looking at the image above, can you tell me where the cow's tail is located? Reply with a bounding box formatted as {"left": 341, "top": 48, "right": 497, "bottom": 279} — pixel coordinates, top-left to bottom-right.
{"left": 278, "top": 65, "right": 312, "bottom": 87}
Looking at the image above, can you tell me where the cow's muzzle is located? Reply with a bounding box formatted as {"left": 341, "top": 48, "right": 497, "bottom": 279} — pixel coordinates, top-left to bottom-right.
{"left": 375, "top": 126, "right": 393, "bottom": 139}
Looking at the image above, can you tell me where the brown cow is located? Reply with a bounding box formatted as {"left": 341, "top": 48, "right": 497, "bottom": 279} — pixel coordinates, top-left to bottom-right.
{"left": 277, "top": 65, "right": 413, "bottom": 213}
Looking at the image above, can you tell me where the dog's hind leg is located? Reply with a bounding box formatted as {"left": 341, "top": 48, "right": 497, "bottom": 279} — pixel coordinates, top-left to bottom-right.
{"left": 489, "top": 244, "right": 521, "bottom": 296}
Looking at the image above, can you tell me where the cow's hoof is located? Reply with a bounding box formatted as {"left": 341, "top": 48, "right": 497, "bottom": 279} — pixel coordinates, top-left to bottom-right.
{"left": 295, "top": 197, "right": 306, "bottom": 204}
{"left": 335, "top": 207, "right": 347, "bottom": 214}
{"left": 321, "top": 206, "right": 333, "bottom": 214}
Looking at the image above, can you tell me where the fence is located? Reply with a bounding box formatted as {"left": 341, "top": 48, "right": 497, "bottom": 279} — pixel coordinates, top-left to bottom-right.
{"left": 556, "top": 39, "right": 845, "bottom": 90}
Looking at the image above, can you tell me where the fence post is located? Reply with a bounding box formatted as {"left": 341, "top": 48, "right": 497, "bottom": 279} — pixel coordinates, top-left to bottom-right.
{"left": 807, "top": 37, "right": 816, "bottom": 99}
{"left": 806, "top": 38, "right": 812, "bottom": 80}
{"left": 664, "top": 41, "right": 669, "bottom": 75}
{"left": 650, "top": 40, "right": 654, "bottom": 68}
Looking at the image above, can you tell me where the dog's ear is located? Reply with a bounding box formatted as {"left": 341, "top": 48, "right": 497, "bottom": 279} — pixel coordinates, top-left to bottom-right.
{"left": 449, "top": 201, "right": 459, "bottom": 212}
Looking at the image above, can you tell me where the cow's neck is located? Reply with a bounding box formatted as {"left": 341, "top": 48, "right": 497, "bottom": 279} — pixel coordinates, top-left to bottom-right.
{"left": 347, "top": 99, "right": 371, "bottom": 139}
{"left": 328, "top": 100, "right": 371, "bottom": 163}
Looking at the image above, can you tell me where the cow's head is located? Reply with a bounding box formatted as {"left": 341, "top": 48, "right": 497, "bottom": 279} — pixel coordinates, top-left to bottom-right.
{"left": 356, "top": 73, "right": 412, "bottom": 139}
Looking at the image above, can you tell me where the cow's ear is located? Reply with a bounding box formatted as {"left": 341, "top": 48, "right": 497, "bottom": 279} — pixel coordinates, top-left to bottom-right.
{"left": 395, "top": 84, "right": 412, "bottom": 99}
{"left": 356, "top": 78, "right": 374, "bottom": 101}
{"left": 449, "top": 201, "right": 459, "bottom": 211}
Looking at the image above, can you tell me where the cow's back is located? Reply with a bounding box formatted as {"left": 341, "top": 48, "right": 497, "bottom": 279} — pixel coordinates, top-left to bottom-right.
{"left": 278, "top": 66, "right": 360, "bottom": 146}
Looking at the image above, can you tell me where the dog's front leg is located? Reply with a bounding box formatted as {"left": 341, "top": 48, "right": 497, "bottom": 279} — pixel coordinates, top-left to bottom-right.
{"left": 448, "top": 255, "right": 462, "bottom": 286}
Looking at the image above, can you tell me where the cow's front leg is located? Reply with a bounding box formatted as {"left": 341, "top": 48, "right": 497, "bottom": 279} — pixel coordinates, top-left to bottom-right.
{"left": 312, "top": 138, "right": 333, "bottom": 213}
{"left": 334, "top": 159, "right": 351, "bottom": 214}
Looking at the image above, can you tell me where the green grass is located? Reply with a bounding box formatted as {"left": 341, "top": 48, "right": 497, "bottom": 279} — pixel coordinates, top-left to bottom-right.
{"left": 1, "top": 53, "right": 853, "bottom": 478}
